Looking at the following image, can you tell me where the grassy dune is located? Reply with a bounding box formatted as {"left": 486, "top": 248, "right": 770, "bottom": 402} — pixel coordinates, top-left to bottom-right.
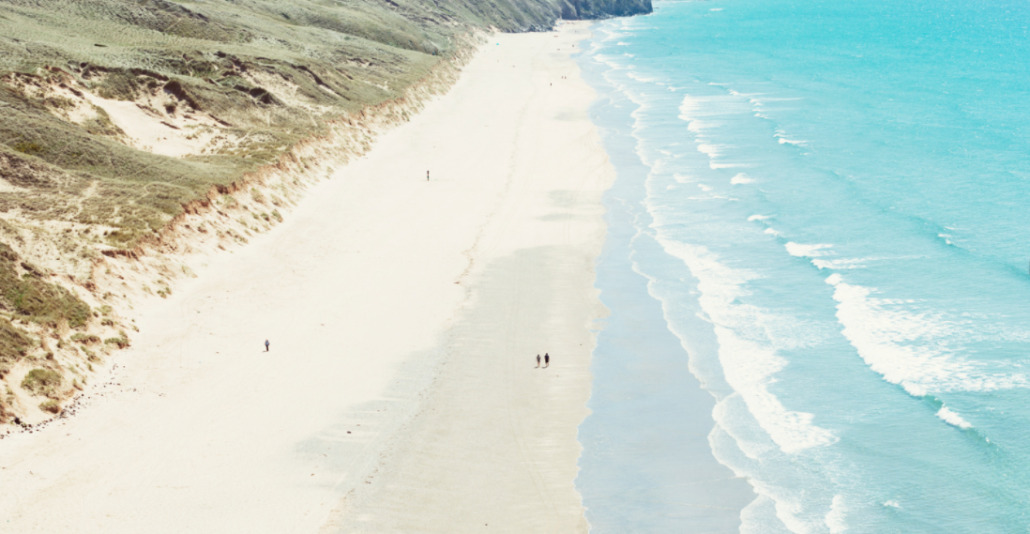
{"left": 0, "top": 0, "right": 559, "bottom": 248}
{"left": 0, "top": 0, "right": 573, "bottom": 424}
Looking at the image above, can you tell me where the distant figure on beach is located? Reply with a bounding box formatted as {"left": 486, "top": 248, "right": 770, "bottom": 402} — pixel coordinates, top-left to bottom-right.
{"left": 427, "top": 169, "right": 430, "bottom": 181}
{"left": 544, "top": 353, "right": 550, "bottom": 368}
{"left": 264, "top": 339, "right": 270, "bottom": 352}
{"left": 536, "top": 354, "right": 541, "bottom": 368}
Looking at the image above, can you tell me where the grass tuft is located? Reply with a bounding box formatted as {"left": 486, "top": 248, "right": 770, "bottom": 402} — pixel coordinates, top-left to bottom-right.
{"left": 39, "top": 398, "right": 61, "bottom": 413}
{"left": 104, "top": 332, "right": 130, "bottom": 349}
{"left": 21, "top": 367, "right": 62, "bottom": 398}
{"left": 70, "top": 333, "right": 100, "bottom": 344}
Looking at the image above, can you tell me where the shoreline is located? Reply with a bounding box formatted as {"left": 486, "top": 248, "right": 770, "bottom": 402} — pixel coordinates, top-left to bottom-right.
{"left": 0, "top": 22, "right": 613, "bottom": 532}
{"left": 573, "top": 23, "right": 756, "bottom": 530}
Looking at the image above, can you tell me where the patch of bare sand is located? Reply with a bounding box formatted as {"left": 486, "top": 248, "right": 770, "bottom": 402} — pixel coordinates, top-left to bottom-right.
{"left": 80, "top": 91, "right": 223, "bottom": 158}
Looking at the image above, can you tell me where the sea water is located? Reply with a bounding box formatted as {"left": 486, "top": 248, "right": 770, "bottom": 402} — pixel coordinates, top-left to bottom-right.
{"left": 576, "top": 0, "right": 1030, "bottom": 531}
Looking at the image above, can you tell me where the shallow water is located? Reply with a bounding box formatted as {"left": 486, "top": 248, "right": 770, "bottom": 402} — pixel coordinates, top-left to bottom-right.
{"left": 577, "top": 0, "right": 1030, "bottom": 531}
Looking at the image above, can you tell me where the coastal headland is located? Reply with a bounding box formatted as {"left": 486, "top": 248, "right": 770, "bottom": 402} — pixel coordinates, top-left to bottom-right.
{"left": 0, "top": 21, "right": 615, "bottom": 533}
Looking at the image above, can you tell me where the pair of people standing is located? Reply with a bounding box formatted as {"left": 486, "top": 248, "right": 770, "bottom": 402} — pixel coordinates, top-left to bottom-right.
{"left": 535, "top": 353, "right": 550, "bottom": 368}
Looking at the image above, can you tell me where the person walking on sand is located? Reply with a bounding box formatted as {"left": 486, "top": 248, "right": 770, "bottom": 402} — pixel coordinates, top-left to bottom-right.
{"left": 265, "top": 339, "right": 270, "bottom": 352}
{"left": 536, "top": 354, "right": 541, "bottom": 368}
{"left": 544, "top": 353, "right": 550, "bottom": 368}
{"left": 426, "top": 169, "right": 430, "bottom": 181}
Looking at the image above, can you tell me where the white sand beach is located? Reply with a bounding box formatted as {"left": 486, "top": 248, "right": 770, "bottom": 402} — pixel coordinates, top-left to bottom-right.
{"left": 0, "top": 22, "right": 613, "bottom": 533}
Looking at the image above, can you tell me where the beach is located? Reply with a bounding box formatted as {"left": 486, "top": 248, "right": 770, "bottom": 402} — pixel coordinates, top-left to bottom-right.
{"left": 0, "top": 22, "right": 612, "bottom": 533}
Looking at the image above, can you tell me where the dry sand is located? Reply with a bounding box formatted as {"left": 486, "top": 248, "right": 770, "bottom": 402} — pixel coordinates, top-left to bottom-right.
{"left": 0, "top": 23, "right": 613, "bottom": 533}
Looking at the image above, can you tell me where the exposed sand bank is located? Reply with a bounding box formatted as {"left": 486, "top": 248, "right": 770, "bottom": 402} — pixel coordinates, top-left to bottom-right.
{"left": 0, "top": 22, "right": 612, "bottom": 533}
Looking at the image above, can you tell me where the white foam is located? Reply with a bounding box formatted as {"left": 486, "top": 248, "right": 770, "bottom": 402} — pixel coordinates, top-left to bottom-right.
{"left": 678, "top": 94, "right": 759, "bottom": 170}
{"left": 811, "top": 257, "right": 867, "bottom": 270}
{"left": 656, "top": 238, "right": 837, "bottom": 454}
{"left": 936, "top": 406, "right": 973, "bottom": 430}
{"left": 784, "top": 242, "right": 832, "bottom": 258}
{"left": 731, "top": 172, "right": 756, "bottom": 185}
{"left": 678, "top": 94, "right": 708, "bottom": 119}
{"left": 718, "top": 327, "right": 837, "bottom": 455}
{"left": 774, "top": 129, "right": 807, "bottom": 146}
{"left": 740, "top": 495, "right": 785, "bottom": 534}
{"left": 747, "top": 214, "right": 770, "bottom": 222}
{"left": 626, "top": 71, "right": 659, "bottom": 83}
{"left": 740, "top": 495, "right": 778, "bottom": 534}
{"left": 825, "top": 494, "right": 847, "bottom": 533}
{"left": 594, "top": 27, "right": 621, "bottom": 44}
{"left": 593, "top": 54, "right": 624, "bottom": 71}
{"left": 812, "top": 255, "right": 898, "bottom": 271}
{"left": 707, "top": 413, "right": 821, "bottom": 534}
{"left": 883, "top": 500, "right": 901, "bottom": 509}
{"left": 747, "top": 95, "right": 804, "bottom": 121}
{"left": 764, "top": 228, "right": 781, "bottom": 237}
{"left": 679, "top": 93, "right": 754, "bottom": 121}
{"left": 826, "top": 274, "right": 1030, "bottom": 395}
{"left": 711, "top": 396, "right": 776, "bottom": 461}
{"left": 710, "top": 162, "right": 751, "bottom": 170}
{"left": 777, "top": 137, "right": 808, "bottom": 147}
{"left": 686, "top": 119, "right": 719, "bottom": 134}
{"left": 697, "top": 183, "right": 713, "bottom": 192}
{"left": 745, "top": 478, "right": 824, "bottom": 534}
{"left": 696, "top": 142, "right": 727, "bottom": 159}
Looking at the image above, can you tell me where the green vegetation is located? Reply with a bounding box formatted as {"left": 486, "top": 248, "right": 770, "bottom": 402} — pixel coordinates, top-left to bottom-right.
{"left": 104, "top": 332, "right": 130, "bottom": 349}
{"left": 0, "top": 317, "right": 32, "bottom": 376}
{"left": 0, "top": 0, "right": 569, "bottom": 253}
{"left": 21, "top": 367, "right": 62, "bottom": 398}
{"left": 70, "top": 333, "right": 100, "bottom": 344}
{"left": 39, "top": 398, "right": 61, "bottom": 414}
{"left": 0, "top": 385, "right": 13, "bottom": 423}
{"left": 0, "top": 244, "right": 90, "bottom": 327}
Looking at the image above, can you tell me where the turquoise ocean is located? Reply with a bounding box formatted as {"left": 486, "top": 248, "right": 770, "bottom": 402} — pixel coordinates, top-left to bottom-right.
{"left": 575, "top": 0, "right": 1030, "bottom": 531}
